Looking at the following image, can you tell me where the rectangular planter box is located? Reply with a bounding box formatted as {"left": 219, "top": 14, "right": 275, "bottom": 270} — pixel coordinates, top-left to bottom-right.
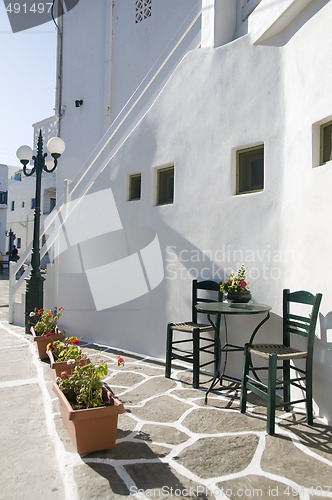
{"left": 53, "top": 383, "right": 125, "bottom": 455}
{"left": 31, "top": 327, "right": 64, "bottom": 360}
{"left": 47, "top": 349, "right": 90, "bottom": 380}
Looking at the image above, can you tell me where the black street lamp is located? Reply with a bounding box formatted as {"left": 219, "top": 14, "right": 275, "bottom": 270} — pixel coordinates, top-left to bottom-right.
{"left": 5, "top": 228, "right": 14, "bottom": 257}
{"left": 16, "top": 130, "right": 65, "bottom": 334}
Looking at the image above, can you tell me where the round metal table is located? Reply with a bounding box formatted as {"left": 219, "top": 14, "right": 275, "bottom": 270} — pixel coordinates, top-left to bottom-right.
{"left": 195, "top": 301, "right": 272, "bottom": 402}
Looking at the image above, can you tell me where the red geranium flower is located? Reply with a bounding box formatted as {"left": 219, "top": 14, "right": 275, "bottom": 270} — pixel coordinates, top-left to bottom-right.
{"left": 70, "top": 338, "right": 79, "bottom": 345}
{"left": 117, "top": 355, "right": 124, "bottom": 367}
{"left": 240, "top": 281, "right": 247, "bottom": 288}
{"left": 60, "top": 371, "right": 67, "bottom": 379}
{"left": 45, "top": 333, "right": 52, "bottom": 338}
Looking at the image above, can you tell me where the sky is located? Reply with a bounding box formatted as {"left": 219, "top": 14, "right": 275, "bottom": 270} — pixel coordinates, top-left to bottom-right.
{"left": 0, "top": 2, "right": 57, "bottom": 169}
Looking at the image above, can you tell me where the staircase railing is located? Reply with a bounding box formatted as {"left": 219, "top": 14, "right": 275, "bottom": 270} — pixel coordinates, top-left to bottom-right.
{"left": 8, "top": 1, "right": 202, "bottom": 323}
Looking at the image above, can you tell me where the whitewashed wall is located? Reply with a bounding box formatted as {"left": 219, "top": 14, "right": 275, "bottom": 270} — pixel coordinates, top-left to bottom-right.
{"left": 57, "top": 0, "right": 200, "bottom": 194}
{"left": 55, "top": 0, "right": 332, "bottom": 424}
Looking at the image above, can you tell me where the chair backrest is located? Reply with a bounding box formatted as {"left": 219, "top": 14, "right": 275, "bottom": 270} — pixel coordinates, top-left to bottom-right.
{"left": 282, "top": 289, "right": 322, "bottom": 355}
{"left": 192, "top": 280, "right": 223, "bottom": 323}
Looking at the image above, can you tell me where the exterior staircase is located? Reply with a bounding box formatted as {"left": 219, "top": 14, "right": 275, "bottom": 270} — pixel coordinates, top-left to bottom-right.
{"left": 8, "top": 1, "right": 202, "bottom": 324}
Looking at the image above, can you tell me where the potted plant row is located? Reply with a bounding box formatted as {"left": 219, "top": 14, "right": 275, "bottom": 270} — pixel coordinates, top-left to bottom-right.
{"left": 29, "top": 307, "right": 64, "bottom": 359}
{"left": 30, "top": 306, "right": 126, "bottom": 454}
{"left": 52, "top": 361, "right": 125, "bottom": 454}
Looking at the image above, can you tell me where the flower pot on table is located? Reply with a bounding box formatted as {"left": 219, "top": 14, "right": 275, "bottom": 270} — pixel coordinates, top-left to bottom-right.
{"left": 52, "top": 383, "right": 125, "bottom": 454}
{"left": 226, "top": 292, "right": 252, "bottom": 303}
{"left": 31, "top": 327, "right": 63, "bottom": 360}
{"left": 46, "top": 350, "right": 90, "bottom": 380}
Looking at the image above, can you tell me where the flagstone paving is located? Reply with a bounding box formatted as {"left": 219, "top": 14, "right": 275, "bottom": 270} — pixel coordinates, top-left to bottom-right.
{"left": 0, "top": 299, "right": 331, "bottom": 499}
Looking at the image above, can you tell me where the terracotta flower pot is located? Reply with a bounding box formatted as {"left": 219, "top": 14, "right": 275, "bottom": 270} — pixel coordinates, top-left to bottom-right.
{"left": 46, "top": 350, "right": 90, "bottom": 380}
{"left": 31, "top": 327, "right": 64, "bottom": 360}
{"left": 52, "top": 383, "right": 125, "bottom": 454}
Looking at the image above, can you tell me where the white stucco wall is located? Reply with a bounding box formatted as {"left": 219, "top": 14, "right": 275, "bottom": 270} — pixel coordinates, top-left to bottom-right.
{"left": 54, "top": 0, "right": 332, "bottom": 423}
{"left": 57, "top": 0, "right": 108, "bottom": 185}
{"left": 57, "top": 0, "right": 202, "bottom": 196}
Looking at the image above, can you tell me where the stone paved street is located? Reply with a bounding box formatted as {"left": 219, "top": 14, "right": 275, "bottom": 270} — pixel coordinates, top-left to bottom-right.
{"left": 0, "top": 277, "right": 331, "bottom": 500}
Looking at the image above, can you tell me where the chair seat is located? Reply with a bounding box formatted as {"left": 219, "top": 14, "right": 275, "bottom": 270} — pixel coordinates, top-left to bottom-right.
{"left": 249, "top": 344, "right": 308, "bottom": 360}
{"left": 170, "top": 322, "right": 214, "bottom": 333}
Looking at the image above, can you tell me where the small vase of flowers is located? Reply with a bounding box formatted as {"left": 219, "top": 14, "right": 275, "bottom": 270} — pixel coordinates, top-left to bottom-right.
{"left": 221, "top": 265, "right": 251, "bottom": 303}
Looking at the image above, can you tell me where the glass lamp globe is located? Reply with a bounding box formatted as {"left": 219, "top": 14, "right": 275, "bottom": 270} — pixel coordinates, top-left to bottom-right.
{"left": 16, "top": 145, "right": 33, "bottom": 162}
{"left": 47, "top": 137, "right": 66, "bottom": 155}
{"left": 44, "top": 158, "right": 55, "bottom": 170}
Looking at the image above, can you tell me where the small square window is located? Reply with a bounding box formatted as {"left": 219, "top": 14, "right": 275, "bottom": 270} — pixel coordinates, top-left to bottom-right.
{"left": 129, "top": 174, "right": 141, "bottom": 201}
{"left": 236, "top": 145, "right": 264, "bottom": 194}
{"left": 320, "top": 120, "right": 332, "bottom": 165}
{"left": 157, "top": 166, "right": 174, "bottom": 205}
{"left": 50, "top": 197, "right": 56, "bottom": 212}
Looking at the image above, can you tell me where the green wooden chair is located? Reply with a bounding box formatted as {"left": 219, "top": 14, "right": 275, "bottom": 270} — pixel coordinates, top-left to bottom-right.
{"left": 240, "top": 289, "right": 322, "bottom": 435}
{"left": 165, "top": 280, "right": 222, "bottom": 388}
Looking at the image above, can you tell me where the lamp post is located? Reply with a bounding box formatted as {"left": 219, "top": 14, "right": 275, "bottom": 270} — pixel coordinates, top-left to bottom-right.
{"left": 16, "top": 130, "right": 65, "bottom": 334}
{"left": 5, "top": 228, "right": 14, "bottom": 257}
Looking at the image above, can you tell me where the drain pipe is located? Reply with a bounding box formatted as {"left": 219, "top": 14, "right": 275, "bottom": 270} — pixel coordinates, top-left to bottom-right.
{"left": 54, "top": 0, "right": 64, "bottom": 137}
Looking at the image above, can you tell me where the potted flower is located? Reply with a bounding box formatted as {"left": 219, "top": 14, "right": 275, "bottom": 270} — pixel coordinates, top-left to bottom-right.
{"left": 46, "top": 337, "right": 90, "bottom": 379}
{"left": 29, "top": 307, "right": 64, "bottom": 359}
{"left": 52, "top": 361, "right": 125, "bottom": 454}
{"left": 221, "top": 265, "right": 251, "bottom": 303}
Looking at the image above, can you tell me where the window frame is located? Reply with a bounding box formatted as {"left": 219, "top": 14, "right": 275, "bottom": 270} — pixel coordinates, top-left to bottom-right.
{"left": 0, "top": 191, "right": 8, "bottom": 205}
{"left": 236, "top": 144, "right": 264, "bottom": 195}
{"left": 156, "top": 165, "right": 174, "bottom": 206}
{"left": 128, "top": 173, "right": 142, "bottom": 201}
{"left": 320, "top": 119, "right": 332, "bottom": 166}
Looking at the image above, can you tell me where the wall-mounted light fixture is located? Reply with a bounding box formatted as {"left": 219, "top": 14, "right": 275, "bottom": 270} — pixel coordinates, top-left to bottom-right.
{"left": 75, "top": 99, "right": 83, "bottom": 107}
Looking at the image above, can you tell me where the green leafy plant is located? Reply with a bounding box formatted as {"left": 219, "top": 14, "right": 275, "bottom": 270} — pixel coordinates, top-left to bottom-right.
{"left": 56, "top": 362, "right": 109, "bottom": 409}
{"left": 46, "top": 337, "right": 84, "bottom": 362}
{"left": 29, "top": 307, "right": 64, "bottom": 336}
{"left": 221, "top": 265, "right": 250, "bottom": 294}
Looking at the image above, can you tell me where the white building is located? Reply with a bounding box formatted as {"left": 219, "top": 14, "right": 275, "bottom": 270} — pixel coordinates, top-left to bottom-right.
{"left": 0, "top": 164, "right": 8, "bottom": 255}
{"left": 11, "top": 0, "right": 332, "bottom": 423}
